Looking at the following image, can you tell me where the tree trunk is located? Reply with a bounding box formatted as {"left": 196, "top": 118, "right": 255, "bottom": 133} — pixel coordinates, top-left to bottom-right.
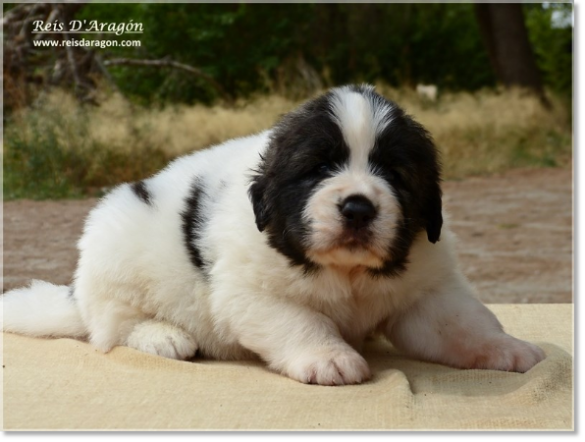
{"left": 474, "top": 3, "right": 549, "bottom": 106}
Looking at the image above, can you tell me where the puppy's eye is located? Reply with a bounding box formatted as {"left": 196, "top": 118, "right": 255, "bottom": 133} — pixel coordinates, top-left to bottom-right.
{"left": 385, "top": 169, "right": 403, "bottom": 186}
{"left": 315, "top": 163, "right": 332, "bottom": 175}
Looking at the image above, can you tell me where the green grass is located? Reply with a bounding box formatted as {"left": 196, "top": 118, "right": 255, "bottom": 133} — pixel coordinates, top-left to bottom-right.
{"left": 4, "top": 95, "right": 171, "bottom": 200}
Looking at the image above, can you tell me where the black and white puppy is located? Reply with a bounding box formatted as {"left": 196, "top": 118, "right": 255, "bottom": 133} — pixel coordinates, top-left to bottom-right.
{"left": 2, "top": 85, "right": 545, "bottom": 385}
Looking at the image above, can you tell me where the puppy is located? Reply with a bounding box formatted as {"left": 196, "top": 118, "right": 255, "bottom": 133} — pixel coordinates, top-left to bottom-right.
{"left": 2, "top": 84, "right": 545, "bottom": 385}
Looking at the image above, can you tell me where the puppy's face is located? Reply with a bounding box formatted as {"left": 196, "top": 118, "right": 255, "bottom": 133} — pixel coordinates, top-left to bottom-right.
{"left": 249, "top": 85, "right": 442, "bottom": 275}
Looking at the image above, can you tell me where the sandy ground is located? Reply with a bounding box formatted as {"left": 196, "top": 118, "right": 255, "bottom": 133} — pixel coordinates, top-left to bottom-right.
{"left": 1, "top": 167, "right": 572, "bottom": 303}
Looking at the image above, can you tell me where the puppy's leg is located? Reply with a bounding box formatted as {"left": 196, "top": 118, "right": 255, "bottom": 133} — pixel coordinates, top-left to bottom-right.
{"left": 77, "top": 283, "right": 197, "bottom": 360}
{"left": 125, "top": 320, "right": 198, "bottom": 360}
{"left": 216, "top": 295, "right": 370, "bottom": 385}
{"left": 88, "top": 305, "right": 197, "bottom": 360}
{"left": 386, "top": 276, "right": 545, "bottom": 372}
{"left": 79, "top": 287, "right": 147, "bottom": 354}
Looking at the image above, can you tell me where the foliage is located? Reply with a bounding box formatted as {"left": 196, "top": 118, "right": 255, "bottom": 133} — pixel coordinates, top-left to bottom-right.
{"left": 78, "top": 3, "right": 314, "bottom": 104}
{"left": 4, "top": 92, "right": 171, "bottom": 199}
{"left": 76, "top": 3, "right": 497, "bottom": 104}
{"left": 5, "top": 3, "right": 573, "bottom": 106}
{"left": 525, "top": 3, "right": 573, "bottom": 96}
{"left": 317, "top": 3, "right": 495, "bottom": 90}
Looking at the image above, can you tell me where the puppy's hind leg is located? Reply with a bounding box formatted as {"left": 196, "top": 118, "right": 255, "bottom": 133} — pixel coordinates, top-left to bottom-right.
{"left": 385, "top": 275, "right": 545, "bottom": 373}
{"left": 125, "top": 320, "right": 198, "bottom": 360}
{"left": 79, "top": 284, "right": 197, "bottom": 360}
{"left": 81, "top": 292, "right": 147, "bottom": 354}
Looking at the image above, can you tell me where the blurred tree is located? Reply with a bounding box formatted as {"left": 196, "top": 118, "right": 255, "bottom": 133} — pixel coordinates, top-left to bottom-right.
{"left": 525, "top": 3, "right": 572, "bottom": 97}
{"left": 474, "top": 3, "right": 548, "bottom": 103}
{"left": 77, "top": 2, "right": 496, "bottom": 103}
{"left": 308, "top": 3, "right": 494, "bottom": 91}
{"left": 79, "top": 3, "right": 315, "bottom": 104}
{"left": 3, "top": 2, "right": 571, "bottom": 108}
{"left": 3, "top": 2, "right": 97, "bottom": 111}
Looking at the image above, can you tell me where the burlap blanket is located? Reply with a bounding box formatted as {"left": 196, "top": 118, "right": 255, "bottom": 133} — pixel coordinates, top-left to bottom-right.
{"left": 1, "top": 304, "right": 573, "bottom": 431}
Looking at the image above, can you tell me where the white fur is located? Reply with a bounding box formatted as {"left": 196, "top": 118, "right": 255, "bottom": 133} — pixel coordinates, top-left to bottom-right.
{"left": 1, "top": 86, "right": 545, "bottom": 385}
{"left": 2, "top": 280, "right": 86, "bottom": 338}
{"left": 303, "top": 171, "right": 400, "bottom": 268}
{"left": 329, "top": 85, "right": 392, "bottom": 172}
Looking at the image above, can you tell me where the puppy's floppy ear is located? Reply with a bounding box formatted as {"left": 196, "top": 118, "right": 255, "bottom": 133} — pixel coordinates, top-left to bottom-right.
{"left": 248, "top": 176, "right": 270, "bottom": 232}
{"left": 424, "top": 181, "right": 443, "bottom": 243}
{"left": 411, "top": 121, "right": 443, "bottom": 244}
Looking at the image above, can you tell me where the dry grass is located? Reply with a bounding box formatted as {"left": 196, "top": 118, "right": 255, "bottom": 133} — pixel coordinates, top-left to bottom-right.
{"left": 375, "top": 84, "right": 572, "bottom": 178}
{"left": 4, "top": 85, "right": 572, "bottom": 199}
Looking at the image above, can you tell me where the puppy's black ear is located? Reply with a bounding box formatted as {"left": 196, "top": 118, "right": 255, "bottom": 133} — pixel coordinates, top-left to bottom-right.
{"left": 248, "top": 177, "right": 270, "bottom": 232}
{"left": 424, "top": 182, "right": 443, "bottom": 243}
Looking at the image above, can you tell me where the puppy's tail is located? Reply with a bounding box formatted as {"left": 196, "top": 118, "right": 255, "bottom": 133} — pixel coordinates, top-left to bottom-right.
{"left": 1, "top": 280, "right": 87, "bottom": 339}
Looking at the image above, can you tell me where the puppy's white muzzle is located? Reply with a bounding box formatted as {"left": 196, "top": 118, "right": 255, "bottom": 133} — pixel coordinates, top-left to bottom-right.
{"left": 303, "top": 170, "right": 401, "bottom": 268}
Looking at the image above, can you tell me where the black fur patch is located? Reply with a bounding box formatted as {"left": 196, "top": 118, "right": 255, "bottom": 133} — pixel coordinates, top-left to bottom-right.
{"left": 367, "top": 99, "right": 443, "bottom": 277}
{"left": 249, "top": 91, "right": 350, "bottom": 273}
{"left": 131, "top": 181, "right": 152, "bottom": 206}
{"left": 181, "top": 178, "right": 208, "bottom": 273}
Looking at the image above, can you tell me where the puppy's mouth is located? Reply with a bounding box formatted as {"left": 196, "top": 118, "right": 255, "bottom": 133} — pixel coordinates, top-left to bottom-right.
{"left": 336, "top": 227, "right": 374, "bottom": 250}
{"left": 306, "top": 228, "right": 387, "bottom": 269}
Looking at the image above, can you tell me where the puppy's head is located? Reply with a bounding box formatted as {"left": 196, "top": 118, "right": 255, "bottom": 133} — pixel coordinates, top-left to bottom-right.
{"left": 249, "top": 84, "right": 442, "bottom": 275}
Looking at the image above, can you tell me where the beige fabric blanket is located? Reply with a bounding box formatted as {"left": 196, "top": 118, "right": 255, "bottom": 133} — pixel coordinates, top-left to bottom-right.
{"left": 1, "top": 304, "right": 573, "bottom": 431}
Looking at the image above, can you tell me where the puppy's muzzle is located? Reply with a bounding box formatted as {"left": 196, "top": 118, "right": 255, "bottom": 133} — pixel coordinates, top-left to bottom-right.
{"left": 339, "top": 195, "right": 377, "bottom": 230}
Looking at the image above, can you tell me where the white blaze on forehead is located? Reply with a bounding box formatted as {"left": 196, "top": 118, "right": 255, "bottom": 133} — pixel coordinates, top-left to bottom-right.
{"left": 329, "top": 87, "right": 393, "bottom": 171}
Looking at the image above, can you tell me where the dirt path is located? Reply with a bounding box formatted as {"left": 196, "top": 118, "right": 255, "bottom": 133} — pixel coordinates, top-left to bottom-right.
{"left": 2, "top": 167, "right": 572, "bottom": 303}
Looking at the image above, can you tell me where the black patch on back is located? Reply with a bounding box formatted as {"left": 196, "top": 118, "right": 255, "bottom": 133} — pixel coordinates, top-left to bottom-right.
{"left": 181, "top": 178, "right": 209, "bottom": 274}
{"left": 249, "top": 92, "right": 350, "bottom": 273}
{"left": 131, "top": 180, "right": 152, "bottom": 206}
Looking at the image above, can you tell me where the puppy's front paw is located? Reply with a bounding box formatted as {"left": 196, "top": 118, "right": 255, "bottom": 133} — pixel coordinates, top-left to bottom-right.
{"left": 469, "top": 335, "right": 546, "bottom": 373}
{"left": 284, "top": 347, "right": 371, "bottom": 386}
{"left": 126, "top": 320, "right": 197, "bottom": 360}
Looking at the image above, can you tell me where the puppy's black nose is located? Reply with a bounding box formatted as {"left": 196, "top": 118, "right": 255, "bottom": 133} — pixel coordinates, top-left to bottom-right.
{"left": 340, "top": 195, "right": 377, "bottom": 229}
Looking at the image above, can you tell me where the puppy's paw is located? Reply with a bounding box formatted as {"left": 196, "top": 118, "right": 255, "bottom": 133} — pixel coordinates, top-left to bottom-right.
{"left": 284, "top": 347, "right": 371, "bottom": 386}
{"left": 126, "top": 320, "right": 197, "bottom": 360}
{"left": 468, "top": 335, "right": 546, "bottom": 373}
